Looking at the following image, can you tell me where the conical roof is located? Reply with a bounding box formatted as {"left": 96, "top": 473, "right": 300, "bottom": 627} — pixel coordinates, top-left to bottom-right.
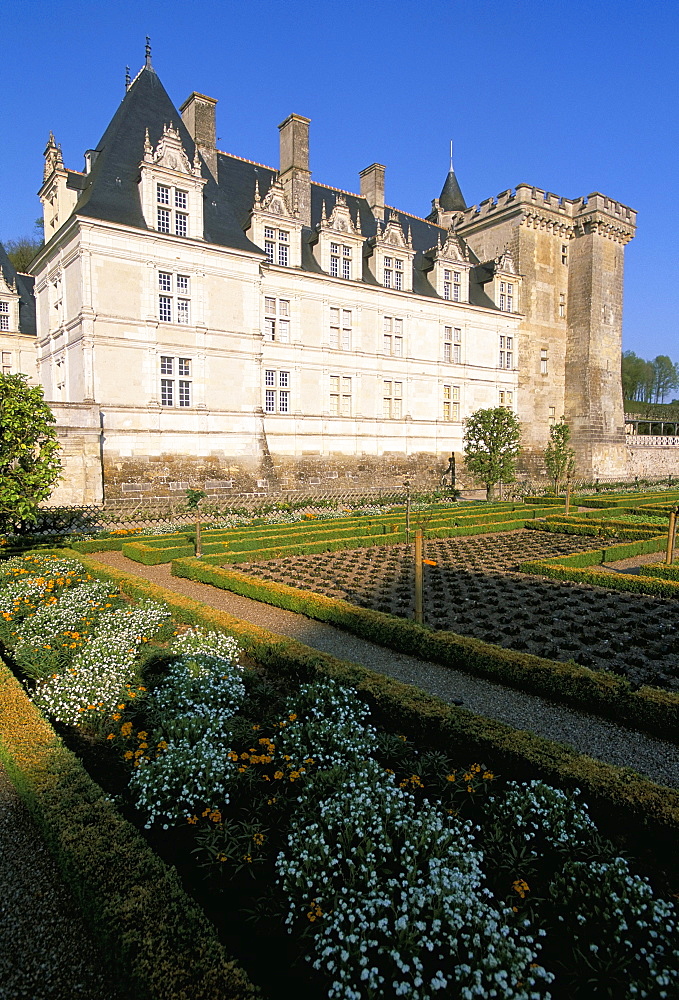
{"left": 67, "top": 65, "right": 260, "bottom": 253}
{"left": 438, "top": 167, "right": 466, "bottom": 212}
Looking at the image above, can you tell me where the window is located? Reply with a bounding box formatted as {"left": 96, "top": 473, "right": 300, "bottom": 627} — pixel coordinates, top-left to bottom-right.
{"left": 540, "top": 348, "right": 548, "bottom": 375}
{"left": 330, "top": 243, "right": 352, "bottom": 280}
{"left": 442, "top": 384, "right": 460, "bottom": 421}
{"left": 453, "top": 271, "right": 461, "bottom": 301}
{"left": 383, "top": 316, "right": 403, "bottom": 355}
{"left": 264, "top": 297, "right": 291, "bottom": 342}
{"left": 329, "top": 307, "right": 352, "bottom": 350}
{"left": 499, "top": 390, "right": 513, "bottom": 408}
{"left": 499, "top": 281, "right": 514, "bottom": 312}
{"left": 383, "top": 256, "right": 404, "bottom": 289}
{"left": 561, "top": 244, "right": 568, "bottom": 265}
{"left": 548, "top": 406, "right": 556, "bottom": 425}
{"left": 160, "top": 356, "right": 192, "bottom": 407}
{"left": 0, "top": 301, "right": 8, "bottom": 332}
{"left": 158, "top": 272, "right": 190, "bottom": 324}
{"left": 1, "top": 351, "right": 10, "bottom": 374}
{"left": 499, "top": 336, "right": 513, "bottom": 369}
{"left": 444, "top": 327, "right": 462, "bottom": 364}
{"left": 263, "top": 370, "right": 290, "bottom": 412}
{"left": 383, "top": 380, "right": 403, "bottom": 419}
{"left": 443, "top": 269, "right": 451, "bottom": 301}
{"left": 384, "top": 256, "right": 393, "bottom": 288}
{"left": 329, "top": 375, "right": 352, "bottom": 416}
{"left": 156, "top": 184, "right": 190, "bottom": 237}
{"left": 559, "top": 293, "right": 566, "bottom": 319}
{"left": 264, "top": 227, "right": 290, "bottom": 266}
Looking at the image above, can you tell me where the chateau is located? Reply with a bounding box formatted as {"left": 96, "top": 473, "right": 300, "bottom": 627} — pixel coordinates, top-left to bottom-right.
{"left": 0, "top": 49, "right": 641, "bottom": 504}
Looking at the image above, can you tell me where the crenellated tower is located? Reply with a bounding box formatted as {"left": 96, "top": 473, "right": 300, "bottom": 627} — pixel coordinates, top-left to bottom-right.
{"left": 454, "top": 184, "right": 636, "bottom": 477}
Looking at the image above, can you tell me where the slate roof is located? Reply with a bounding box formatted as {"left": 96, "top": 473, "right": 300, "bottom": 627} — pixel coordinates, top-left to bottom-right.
{"left": 42, "top": 63, "right": 499, "bottom": 310}
{"left": 0, "top": 244, "right": 36, "bottom": 337}
{"left": 438, "top": 167, "right": 467, "bottom": 212}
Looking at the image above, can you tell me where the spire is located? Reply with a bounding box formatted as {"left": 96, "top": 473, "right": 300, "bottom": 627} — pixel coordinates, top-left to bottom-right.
{"left": 125, "top": 66, "right": 131, "bottom": 91}
{"left": 438, "top": 143, "right": 467, "bottom": 212}
{"left": 144, "top": 36, "right": 154, "bottom": 71}
{"left": 143, "top": 127, "right": 153, "bottom": 161}
{"left": 253, "top": 176, "right": 261, "bottom": 208}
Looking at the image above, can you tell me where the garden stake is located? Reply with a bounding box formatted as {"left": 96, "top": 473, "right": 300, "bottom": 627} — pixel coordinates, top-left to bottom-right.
{"left": 565, "top": 482, "right": 571, "bottom": 515}
{"left": 665, "top": 508, "right": 677, "bottom": 565}
{"left": 404, "top": 480, "right": 411, "bottom": 545}
{"left": 195, "top": 517, "right": 202, "bottom": 558}
{"left": 414, "top": 528, "right": 423, "bottom": 624}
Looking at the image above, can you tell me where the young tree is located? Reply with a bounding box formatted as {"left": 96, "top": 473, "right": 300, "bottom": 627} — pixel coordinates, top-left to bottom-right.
{"left": 463, "top": 407, "right": 522, "bottom": 500}
{"left": 2, "top": 220, "right": 44, "bottom": 273}
{"left": 544, "top": 417, "right": 576, "bottom": 495}
{"left": 0, "top": 374, "right": 62, "bottom": 530}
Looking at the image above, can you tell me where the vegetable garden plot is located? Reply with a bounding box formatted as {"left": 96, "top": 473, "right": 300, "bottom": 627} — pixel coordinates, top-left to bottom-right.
{"left": 240, "top": 531, "right": 679, "bottom": 692}
{"left": 1, "top": 551, "right": 678, "bottom": 1000}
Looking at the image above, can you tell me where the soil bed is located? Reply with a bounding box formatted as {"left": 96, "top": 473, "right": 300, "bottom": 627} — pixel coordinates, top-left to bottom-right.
{"left": 239, "top": 530, "right": 679, "bottom": 692}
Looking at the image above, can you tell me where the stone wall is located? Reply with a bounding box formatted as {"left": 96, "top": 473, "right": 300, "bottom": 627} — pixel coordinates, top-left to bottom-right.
{"left": 626, "top": 442, "right": 679, "bottom": 478}
{"left": 101, "top": 449, "right": 461, "bottom": 500}
{"left": 46, "top": 402, "right": 103, "bottom": 506}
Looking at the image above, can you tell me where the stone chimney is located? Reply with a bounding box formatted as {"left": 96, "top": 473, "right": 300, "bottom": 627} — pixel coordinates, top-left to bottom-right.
{"left": 278, "top": 114, "right": 311, "bottom": 226}
{"left": 359, "top": 163, "right": 386, "bottom": 221}
{"left": 180, "top": 92, "right": 218, "bottom": 179}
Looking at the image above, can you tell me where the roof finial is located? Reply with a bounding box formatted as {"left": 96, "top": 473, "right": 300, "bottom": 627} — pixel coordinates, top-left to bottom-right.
{"left": 125, "top": 66, "right": 131, "bottom": 90}
{"left": 450, "top": 140, "right": 453, "bottom": 172}
{"left": 145, "top": 36, "right": 152, "bottom": 68}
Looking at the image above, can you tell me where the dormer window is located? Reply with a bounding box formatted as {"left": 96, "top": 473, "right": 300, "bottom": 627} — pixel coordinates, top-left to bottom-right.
{"left": 330, "top": 243, "right": 352, "bottom": 279}
{"left": 384, "top": 256, "right": 404, "bottom": 290}
{"left": 499, "top": 281, "right": 514, "bottom": 312}
{"left": 156, "top": 184, "right": 189, "bottom": 237}
{"left": 443, "top": 269, "right": 462, "bottom": 301}
{"left": 265, "top": 227, "right": 290, "bottom": 266}
{"left": 139, "top": 124, "right": 206, "bottom": 240}
{"left": 0, "top": 302, "right": 9, "bottom": 331}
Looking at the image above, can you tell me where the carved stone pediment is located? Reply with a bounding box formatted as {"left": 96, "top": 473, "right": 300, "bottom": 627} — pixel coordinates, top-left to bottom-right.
{"left": 372, "top": 211, "right": 412, "bottom": 250}
{"left": 259, "top": 176, "right": 294, "bottom": 218}
{"left": 440, "top": 228, "right": 469, "bottom": 262}
{"left": 0, "top": 270, "right": 17, "bottom": 295}
{"left": 318, "top": 194, "right": 361, "bottom": 236}
{"left": 494, "top": 247, "right": 516, "bottom": 274}
{"left": 148, "top": 123, "right": 193, "bottom": 175}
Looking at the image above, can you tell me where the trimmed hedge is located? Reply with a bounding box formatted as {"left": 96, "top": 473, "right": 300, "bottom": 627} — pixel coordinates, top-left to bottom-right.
{"left": 63, "top": 552, "right": 679, "bottom": 871}
{"left": 643, "top": 562, "right": 679, "bottom": 581}
{"left": 525, "top": 519, "right": 661, "bottom": 541}
{"left": 520, "top": 559, "right": 679, "bottom": 599}
{"left": 120, "top": 515, "right": 538, "bottom": 567}
{"left": 0, "top": 662, "right": 258, "bottom": 1000}
{"left": 167, "top": 557, "right": 679, "bottom": 744}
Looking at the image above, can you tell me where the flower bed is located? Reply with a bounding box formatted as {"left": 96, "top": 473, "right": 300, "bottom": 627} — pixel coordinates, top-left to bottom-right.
{"left": 1, "top": 551, "right": 679, "bottom": 1000}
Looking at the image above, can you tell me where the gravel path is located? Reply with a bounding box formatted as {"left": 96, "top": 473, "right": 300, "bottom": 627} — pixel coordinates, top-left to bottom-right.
{"left": 93, "top": 551, "right": 679, "bottom": 789}
{"left": 0, "top": 765, "right": 126, "bottom": 1000}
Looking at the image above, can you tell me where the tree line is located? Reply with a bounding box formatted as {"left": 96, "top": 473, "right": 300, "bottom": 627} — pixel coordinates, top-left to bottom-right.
{"left": 621, "top": 351, "right": 678, "bottom": 404}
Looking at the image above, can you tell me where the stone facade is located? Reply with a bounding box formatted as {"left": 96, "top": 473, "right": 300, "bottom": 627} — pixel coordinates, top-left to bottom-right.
{"left": 3, "top": 54, "right": 645, "bottom": 503}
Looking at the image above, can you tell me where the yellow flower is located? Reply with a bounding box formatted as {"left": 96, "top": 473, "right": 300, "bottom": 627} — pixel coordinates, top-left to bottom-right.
{"left": 112, "top": 713, "right": 121, "bottom": 722}
{"left": 446, "top": 773, "right": 456, "bottom": 782}
{"left": 253, "top": 832, "right": 265, "bottom": 845}
{"left": 187, "top": 815, "right": 198, "bottom": 825}
{"left": 288, "top": 713, "right": 297, "bottom": 722}
{"left": 483, "top": 771, "right": 494, "bottom": 781}
{"left": 106, "top": 734, "right": 115, "bottom": 740}
{"left": 123, "top": 751, "right": 134, "bottom": 760}
{"left": 274, "top": 771, "right": 284, "bottom": 780}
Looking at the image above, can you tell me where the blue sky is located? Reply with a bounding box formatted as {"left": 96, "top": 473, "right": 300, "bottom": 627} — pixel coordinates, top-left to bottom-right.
{"left": 3, "top": 0, "right": 677, "bottom": 360}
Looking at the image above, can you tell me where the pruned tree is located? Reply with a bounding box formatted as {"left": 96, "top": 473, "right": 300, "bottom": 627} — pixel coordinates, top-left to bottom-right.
{"left": 0, "top": 373, "right": 62, "bottom": 530}
{"left": 544, "top": 417, "right": 576, "bottom": 495}
{"left": 463, "top": 407, "right": 522, "bottom": 500}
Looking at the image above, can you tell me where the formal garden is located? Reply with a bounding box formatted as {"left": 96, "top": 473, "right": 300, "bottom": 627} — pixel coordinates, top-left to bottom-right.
{"left": 1, "top": 383, "right": 679, "bottom": 999}
{"left": 1, "top": 520, "right": 678, "bottom": 998}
